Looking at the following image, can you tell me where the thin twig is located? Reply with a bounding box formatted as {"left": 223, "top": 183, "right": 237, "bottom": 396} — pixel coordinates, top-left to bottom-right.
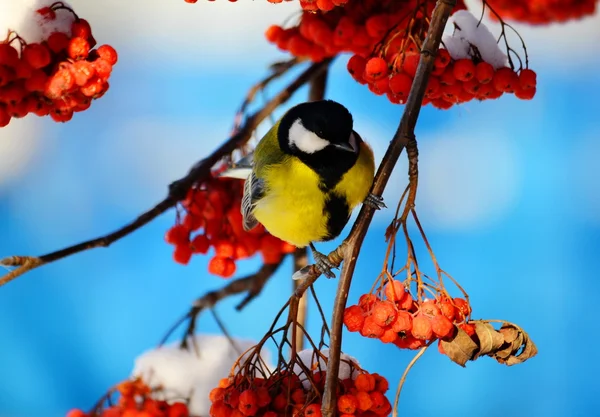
{"left": 0, "top": 59, "right": 333, "bottom": 288}
{"left": 392, "top": 343, "right": 432, "bottom": 417}
{"left": 158, "top": 260, "right": 285, "bottom": 348}
{"left": 320, "top": 2, "right": 457, "bottom": 417}
{"left": 294, "top": 248, "right": 309, "bottom": 352}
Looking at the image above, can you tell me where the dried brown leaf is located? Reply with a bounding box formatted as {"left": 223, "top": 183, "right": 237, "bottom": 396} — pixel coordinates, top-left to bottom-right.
{"left": 505, "top": 332, "right": 538, "bottom": 366}
{"left": 491, "top": 322, "right": 538, "bottom": 366}
{"left": 440, "top": 326, "right": 478, "bottom": 367}
{"left": 474, "top": 322, "right": 505, "bottom": 357}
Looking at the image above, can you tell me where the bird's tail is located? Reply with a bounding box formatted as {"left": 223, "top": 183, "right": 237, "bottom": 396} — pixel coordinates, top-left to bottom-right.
{"left": 217, "top": 152, "right": 254, "bottom": 180}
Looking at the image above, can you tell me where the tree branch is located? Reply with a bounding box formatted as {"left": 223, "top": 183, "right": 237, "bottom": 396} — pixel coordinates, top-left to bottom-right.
{"left": 0, "top": 59, "right": 333, "bottom": 288}
{"left": 320, "top": 2, "right": 456, "bottom": 417}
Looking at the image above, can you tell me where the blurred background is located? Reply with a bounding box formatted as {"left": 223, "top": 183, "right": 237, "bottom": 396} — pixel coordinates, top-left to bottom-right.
{"left": 1, "top": 1, "right": 599, "bottom": 417}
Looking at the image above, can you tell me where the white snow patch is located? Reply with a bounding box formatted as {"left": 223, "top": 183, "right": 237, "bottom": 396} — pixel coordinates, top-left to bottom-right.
{"left": 443, "top": 9, "right": 508, "bottom": 69}
{"left": 293, "top": 348, "right": 360, "bottom": 390}
{"left": 132, "top": 334, "right": 273, "bottom": 417}
{"left": 0, "top": 0, "right": 74, "bottom": 45}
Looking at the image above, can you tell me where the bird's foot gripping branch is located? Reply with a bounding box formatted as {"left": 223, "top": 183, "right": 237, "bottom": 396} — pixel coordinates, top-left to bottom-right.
{"left": 1, "top": 1, "right": 543, "bottom": 417}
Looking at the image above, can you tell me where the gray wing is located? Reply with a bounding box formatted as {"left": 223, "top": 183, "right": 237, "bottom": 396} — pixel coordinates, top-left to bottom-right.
{"left": 241, "top": 170, "right": 265, "bottom": 231}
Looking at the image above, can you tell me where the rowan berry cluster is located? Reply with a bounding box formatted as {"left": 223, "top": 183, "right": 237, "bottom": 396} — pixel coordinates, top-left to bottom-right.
{"left": 165, "top": 176, "right": 295, "bottom": 278}
{"left": 265, "top": 1, "right": 466, "bottom": 63}
{"left": 209, "top": 369, "right": 391, "bottom": 417}
{"left": 486, "top": 0, "right": 597, "bottom": 25}
{"left": 65, "top": 378, "right": 190, "bottom": 417}
{"left": 0, "top": 4, "right": 117, "bottom": 126}
{"left": 343, "top": 279, "right": 473, "bottom": 352}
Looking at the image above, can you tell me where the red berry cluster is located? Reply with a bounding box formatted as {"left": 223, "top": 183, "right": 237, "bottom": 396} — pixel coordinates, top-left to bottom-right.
{"left": 66, "top": 378, "right": 190, "bottom": 417}
{"left": 165, "top": 176, "right": 295, "bottom": 278}
{"left": 349, "top": 50, "right": 538, "bottom": 108}
{"left": 265, "top": 1, "right": 465, "bottom": 63}
{"left": 0, "top": 5, "right": 117, "bottom": 127}
{"left": 209, "top": 369, "right": 391, "bottom": 417}
{"left": 486, "top": 0, "right": 597, "bottom": 25}
{"left": 343, "top": 279, "right": 472, "bottom": 351}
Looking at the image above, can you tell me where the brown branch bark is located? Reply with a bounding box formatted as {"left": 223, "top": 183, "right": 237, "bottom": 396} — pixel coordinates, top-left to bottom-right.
{"left": 0, "top": 59, "right": 333, "bottom": 288}
{"left": 320, "top": 2, "right": 456, "bottom": 417}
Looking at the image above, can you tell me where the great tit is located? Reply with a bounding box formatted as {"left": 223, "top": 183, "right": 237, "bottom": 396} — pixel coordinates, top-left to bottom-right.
{"left": 221, "top": 99, "right": 384, "bottom": 277}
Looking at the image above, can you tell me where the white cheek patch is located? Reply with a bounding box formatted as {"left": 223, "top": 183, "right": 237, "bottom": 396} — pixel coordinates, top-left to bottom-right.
{"left": 289, "top": 118, "right": 329, "bottom": 154}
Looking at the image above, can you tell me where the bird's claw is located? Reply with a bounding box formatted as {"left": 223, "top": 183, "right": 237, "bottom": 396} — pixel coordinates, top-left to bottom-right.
{"left": 312, "top": 250, "right": 338, "bottom": 279}
{"left": 364, "top": 193, "right": 386, "bottom": 210}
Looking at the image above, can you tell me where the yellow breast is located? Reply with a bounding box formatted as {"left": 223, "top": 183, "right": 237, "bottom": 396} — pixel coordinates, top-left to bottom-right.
{"left": 253, "top": 157, "right": 329, "bottom": 248}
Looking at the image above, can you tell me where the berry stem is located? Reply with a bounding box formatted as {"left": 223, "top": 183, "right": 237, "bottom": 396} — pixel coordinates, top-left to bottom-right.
{"left": 392, "top": 342, "right": 432, "bottom": 417}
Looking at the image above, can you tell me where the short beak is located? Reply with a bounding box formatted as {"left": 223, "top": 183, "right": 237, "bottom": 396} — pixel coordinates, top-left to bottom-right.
{"left": 333, "top": 142, "right": 355, "bottom": 153}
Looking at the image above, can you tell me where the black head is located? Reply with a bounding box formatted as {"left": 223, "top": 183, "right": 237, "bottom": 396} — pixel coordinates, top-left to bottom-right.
{"left": 278, "top": 100, "right": 361, "bottom": 189}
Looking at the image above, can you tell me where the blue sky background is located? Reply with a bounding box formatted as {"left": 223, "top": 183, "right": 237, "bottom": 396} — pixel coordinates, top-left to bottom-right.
{"left": 1, "top": 1, "right": 599, "bottom": 417}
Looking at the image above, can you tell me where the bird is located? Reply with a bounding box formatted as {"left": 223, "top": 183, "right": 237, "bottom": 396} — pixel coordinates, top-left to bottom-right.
{"left": 220, "top": 99, "right": 385, "bottom": 278}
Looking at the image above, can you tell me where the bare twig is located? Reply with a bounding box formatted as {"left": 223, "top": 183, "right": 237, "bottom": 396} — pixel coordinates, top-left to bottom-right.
{"left": 159, "top": 259, "right": 285, "bottom": 349}
{"left": 0, "top": 59, "right": 333, "bottom": 288}
{"left": 392, "top": 343, "right": 432, "bottom": 417}
{"left": 320, "top": 2, "right": 457, "bottom": 417}
{"left": 294, "top": 248, "right": 309, "bottom": 352}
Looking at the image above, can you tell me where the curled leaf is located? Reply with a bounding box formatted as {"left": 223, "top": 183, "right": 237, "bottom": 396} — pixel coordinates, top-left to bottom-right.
{"left": 440, "top": 326, "right": 478, "bottom": 367}
{"left": 473, "top": 322, "right": 505, "bottom": 358}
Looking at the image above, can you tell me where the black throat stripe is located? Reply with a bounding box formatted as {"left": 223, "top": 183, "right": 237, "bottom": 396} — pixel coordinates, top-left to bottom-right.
{"left": 322, "top": 192, "right": 351, "bottom": 241}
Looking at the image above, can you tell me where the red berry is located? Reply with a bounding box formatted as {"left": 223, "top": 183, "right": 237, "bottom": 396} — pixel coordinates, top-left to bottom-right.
{"left": 391, "top": 310, "right": 412, "bottom": 332}
{"left": 515, "top": 86, "right": 536, "bottom": 100}
{"left": 492, "top": 67, "right": 519, "bottom": 93}
{"left": 97, "top": 45, "right": 118, "bottom": 65}
{"left": 67, "top": 37, "right": 90, "bottom": 60}
{"left": 71, "top": 60, "right": 96, "bottom": 86}
{"left": 434, "top": 48, "right": 451, "bottom": 68}
{"left": 238, "top": 389, "right": 259, "bottom": 417}
{"left": 47, "top": 32, "right": 70, "bottom": 53}
{"left": 401, "top": 54, "right": 420, "bottom": 77}
{"left": 388, "top": 73, "right": 413, "bottom": 102}
{"left": 208, "top": 256, "right": 236, "bottom": 278}
{"left": 337, "top": 394, "right": 358, "bottom": 414}
{"left": 168, "top": 403, "right": 190, "bottom": 417}
{"left": 453, "top": 298, "right": 471, "bottom": 321}
{"left": 343, "top": 305, "right": 365, "bottom": 332}
{"left": 453, "top": 58, "right": 475, "bottom": 81}
{"left": 411, "top": 314, "right": 433, "bottom": 340}
{"left": 190, "top": 234, "right": 210, "bottom": 254}
{"left": 173, "top": 244, "right": 193, "bottom": 265}
{"left": 364, "top": 57, "right": 388, "bottom": 81}
{"left": 475, "top": 61, "right": 495, "bottom": 84}
{"left": 45, "top": 68, "right": 75, "bottom": 99}
{"left": 360, "top": 316, "right": 385, "bottom": 338}
{"left": 0, "top": 44, "right": 19, "bottom": 67}
{"left": 347, "top": 54, "right": 367, "bottom": 83}
{"left": 304, "top": 404, "right": 322, "bottom": 417}
{"left": 71, "top": 19, "right": 93, "bottom": 39}
{"left": 371, "top": 301, "right": 396, "bottom": 327}
{"left": 265, "top": 25, "right": 284, "bottom": 43}
{"left": 22, "top": 43, "right": 51, "bottom": 69}
{"left": 519, "top": 68, "right": 537, "bottom": 90}
{"left": 431, "top": 315, "right": 455, "bottom": 339}
{"left": 165, "top": 224, "right": 189, "bottom": 245}
{"left": 384, "top": 279, "right": 406, "bottom": 303}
